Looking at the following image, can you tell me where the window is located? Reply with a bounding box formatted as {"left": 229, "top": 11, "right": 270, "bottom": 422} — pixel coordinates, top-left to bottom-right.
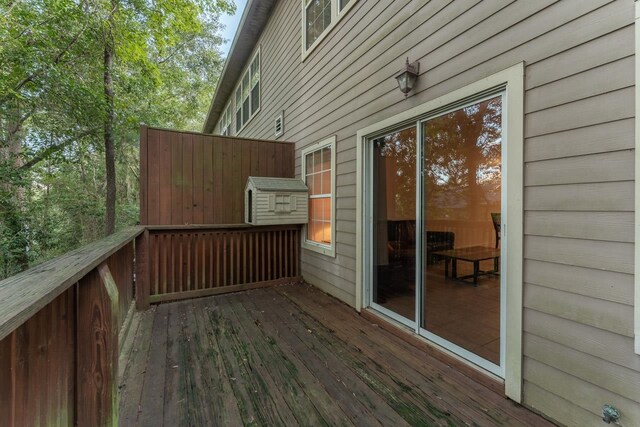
{"left": 302, "top": 136, "right": 336, "bottom": 256}
{"left": 218, "top": 104, "right": 232, "bottom": 136}
{"left": 303, "top": 0, "right": 355, "bottom": 55}
{"left": 235, "top": 48, "right": 260, "bottom": 133}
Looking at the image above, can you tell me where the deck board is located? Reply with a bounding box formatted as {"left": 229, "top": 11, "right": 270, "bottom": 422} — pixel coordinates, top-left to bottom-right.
{"left": 119, "top": 284, "right": 554, "bottom": 426}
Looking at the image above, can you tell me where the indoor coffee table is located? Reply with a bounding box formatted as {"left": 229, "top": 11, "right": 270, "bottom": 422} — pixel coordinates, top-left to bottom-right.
{"left": 432, "top": 246, "right": 500, "bottom": 285}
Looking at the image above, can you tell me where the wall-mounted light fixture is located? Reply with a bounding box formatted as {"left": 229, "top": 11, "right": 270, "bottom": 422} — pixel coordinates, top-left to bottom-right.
{"left": 395, "top": 57, "right": 420, "bottom": 97}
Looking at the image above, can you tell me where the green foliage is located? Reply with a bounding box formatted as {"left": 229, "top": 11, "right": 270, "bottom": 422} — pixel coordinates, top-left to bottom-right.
{"left": 0, "top": 0, "right": 234, "bottom": 278}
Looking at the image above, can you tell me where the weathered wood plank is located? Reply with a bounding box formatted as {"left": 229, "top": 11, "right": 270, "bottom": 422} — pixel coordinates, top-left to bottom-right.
{"left": 119, "top": 285, "right": 552, "bottom": 426}
{"left": 149, "top": 276, "right": 301, "bottom": 303}
{"left": 236, "top": 292, "right": 354, "bottom": 427}
{"left": 0, "top": 227, "right": 143, "bottom": 341}
{"left": 139, "top": 125, "right": 149, "bottom": 225}
{"left": 118, "top": 307, "right": 156, "bottom": 425}
{"left": 214, "top": 295, "right": 304, "bottom": 425}
{"left": 277, "top": 285, "right": 546, "bottom": 427}
{"left": 77, "top": 266, "right": 119, "bottom": 426}
{"left": 137, "top": 304, "right": 169, "bottom": 425}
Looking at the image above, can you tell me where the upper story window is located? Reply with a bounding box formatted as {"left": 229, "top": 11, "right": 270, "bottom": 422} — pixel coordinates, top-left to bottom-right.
{"left": 219, "top": 104, "right": 232, "bottom": 136}
{"left": 303, "top": 0, "right": 354, "bottom": 55}
{"left": 235, "top": 48, "right": 260, "bottom": 133}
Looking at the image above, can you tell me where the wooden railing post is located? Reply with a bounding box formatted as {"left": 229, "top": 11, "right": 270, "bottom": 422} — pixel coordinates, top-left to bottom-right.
{"left": 76, "top": 264, "right": 119, "bottom": 426}
{"left": 135, "top": 229, "right": 151, "bottom": 310}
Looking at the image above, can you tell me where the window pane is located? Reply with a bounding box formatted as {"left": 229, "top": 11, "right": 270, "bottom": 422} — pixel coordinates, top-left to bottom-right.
{"left": 322, "top": 221, "right": 331, "bottom": 244}
{"left": 339, "top": 0, "right": 350, "bottom": 10}
{"left": 313, "top": 150, "right": 321, "bottom": 173}
{"left": 305, "top": 153, "right": 314, "bottom": 174}
{"left": 305, "top": 0, "right": 331, "bottom": 49}
{"left": 251, "top": 82, "right": 260, "bottom": 115}
{"left": 322, "top": 198, "right": 331, "bottom": 221}
{"left": 307, "top": 220, "right": 317, "bottom": 241}
{"left": 321, "top": 147, "right": 331, "bottom": 171}
{"left": 236, "top": 110, "right": 242, "bottom": 132}
{"left": 421, "top": 95, "right": 502, "bottom": 365}
{"left": 313, "top": 174, "right": 321, "bottom": 196}
{"left": 306, "top": 174, "right": 314, "bottom": 195}
{"left": 321, "top": 171, "right": 330, "bottom": 194}
{"left": 242, "top": 98, "right": 249, "bottom": 124}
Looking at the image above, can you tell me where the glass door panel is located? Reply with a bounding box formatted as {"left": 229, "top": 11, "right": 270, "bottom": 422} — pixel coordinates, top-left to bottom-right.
{"left": 421, "top": 96, "right": 503, "bottom": 365}
{"left": 371, "top": 127, "right": 417, "bottom": 321}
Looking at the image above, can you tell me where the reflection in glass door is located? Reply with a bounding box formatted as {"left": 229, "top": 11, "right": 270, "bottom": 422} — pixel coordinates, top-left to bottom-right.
{"left": 421, "top": 96, "right": 503, "bottom": 367}
{"left": 370, "top": 127, "right": 417, "bottom": 322}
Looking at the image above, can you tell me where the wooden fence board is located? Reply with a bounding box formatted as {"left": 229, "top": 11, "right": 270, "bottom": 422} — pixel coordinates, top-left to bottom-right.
{"left": 140, "top": 127, "right": 295, "bottom": 225}
{"left": 192, "top": 134, "right": 205, "bottom": 224}
{"left": 171, "top": 131, "right": 183, "bottom": 225}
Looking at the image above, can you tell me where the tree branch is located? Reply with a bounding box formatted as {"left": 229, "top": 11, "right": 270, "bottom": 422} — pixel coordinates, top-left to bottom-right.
{"left": 11, "top": 21, "right": 90, "bottom": 96}
{"left": 20, "top": 129, "right": 93, "bottom": 170}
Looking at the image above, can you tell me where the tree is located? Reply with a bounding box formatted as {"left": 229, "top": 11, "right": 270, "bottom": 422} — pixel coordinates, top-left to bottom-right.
{"left": 0, "top": 0, "right": 233, "bottom": 277}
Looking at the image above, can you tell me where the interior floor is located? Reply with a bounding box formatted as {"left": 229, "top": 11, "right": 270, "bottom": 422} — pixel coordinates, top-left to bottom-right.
{"left": 376, "top": 259, "right": 500, "bottom": 365}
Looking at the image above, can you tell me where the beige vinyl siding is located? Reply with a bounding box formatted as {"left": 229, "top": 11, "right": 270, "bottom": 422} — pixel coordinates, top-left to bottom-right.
{"left": 253, "top": 193, "right": 308, "bottom": 225}
{"left": 214, "top": 0, "right": 639, "bottom": 425}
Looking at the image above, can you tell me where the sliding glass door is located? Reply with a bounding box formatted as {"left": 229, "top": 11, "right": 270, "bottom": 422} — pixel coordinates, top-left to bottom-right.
{"left": 370, "top": 127, "right": 417, "bottom": 323}
{"left": 366, "top": 93, "right": 505, "bottom": 374}
{"left": 421, "top": 95, "right": 503, "bottom": 370}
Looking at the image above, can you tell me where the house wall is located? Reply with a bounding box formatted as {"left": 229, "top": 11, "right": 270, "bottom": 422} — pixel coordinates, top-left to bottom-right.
{"left": 214, "top": 0, "right": 638, "bottom": 425}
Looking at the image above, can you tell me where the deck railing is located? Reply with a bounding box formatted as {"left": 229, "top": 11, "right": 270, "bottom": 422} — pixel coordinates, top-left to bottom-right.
{"left": 0, "top": 227, "right": 143, "bottom": 427}
{"left": 142, "top": 224, "right": 301, "bottom": 304}
{"left": 0, "top": 224, "right": 301, "bottom": 426}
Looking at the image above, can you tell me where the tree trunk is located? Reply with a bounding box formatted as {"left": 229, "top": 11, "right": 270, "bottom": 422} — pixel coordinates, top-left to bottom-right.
{"left": 103, "top": 40, "right": 116, "bottom": 236}
{"left": 0, "top": 103, "right": 30, "bottom": 275}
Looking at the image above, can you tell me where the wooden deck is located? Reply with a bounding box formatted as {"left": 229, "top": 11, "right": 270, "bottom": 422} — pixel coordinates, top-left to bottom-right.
{"left": 118, "top": 284, "right": 553, "bottom": 427}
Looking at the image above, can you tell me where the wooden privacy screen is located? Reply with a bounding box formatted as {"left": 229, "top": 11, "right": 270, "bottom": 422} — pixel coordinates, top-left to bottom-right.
{"left": 140, "top": 126, "right": 296, "bottom": 225}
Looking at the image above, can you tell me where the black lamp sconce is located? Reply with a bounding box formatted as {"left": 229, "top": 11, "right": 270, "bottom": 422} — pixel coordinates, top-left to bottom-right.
{"left": 395, "top": 57, "right": 420, "bottom": 97}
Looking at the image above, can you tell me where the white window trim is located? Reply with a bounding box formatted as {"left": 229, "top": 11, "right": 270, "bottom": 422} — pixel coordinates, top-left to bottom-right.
{"left": 218, "top": 102, "right": 232, "bottom": 136}
{"left": 634, "top": 0, "right": 640, "bottom": 356}
{"left": 301, "top": 0, "right": 357, "bottom": 61}
{"left": 356, "top": 62, "right": 524, "bottom": 401}
{"left": 234, "top": 46, "right": 261, "bottom": 135}
{"left": 301, "top": 135, "right": 337, "bottom": 257}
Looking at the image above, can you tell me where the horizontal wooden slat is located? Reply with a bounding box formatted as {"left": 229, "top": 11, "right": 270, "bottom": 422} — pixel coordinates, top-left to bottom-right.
{"left": 523, "top": 358, "right": 640, "bottom": 424}
{"left": 524, "top": 333, "right": 640, "bottom": 401}
{"left": 523, "top": 309, "right": 640, "bottom": 371}
{"left": 524, "top": 283, "right": 633, "bottom": 336}
{"left": 525, "top": 87, "right": 634, "bottom": 138}
{"left": 525, "top": 150, "right": 633, "bottom": 186}
{"left": 524, "top": 181, "right": 634, "bottom": 212}
{"left": 524, "top": 211, "right": 633, "bottom": 242}
{"left": 524, "top": 259, "right": 633, "bottom": 305}
{"left": 524, "top": 118, "right": 634, "bottom": 162}
{"left": 523, "top": 381, "right": 598, "bottom": 427}
{"left": 525, "top": 56, "right": 634, "bottom": 114}
{"left": 0, "top": 227, "right": 143, "bottom": 341}
{"left": 149, "top": 277, "right": 303, "bottom": 303}
{"left": 524, "top": 235, "right": 633, "bottom": 274}
{"left": 525, "top": 25, "right": 634, "bottom": 89}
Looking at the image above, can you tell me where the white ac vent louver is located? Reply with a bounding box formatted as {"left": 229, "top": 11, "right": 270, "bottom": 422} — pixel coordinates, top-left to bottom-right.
{"left": 274, "top": 112, "right": 284, "bottom": 137}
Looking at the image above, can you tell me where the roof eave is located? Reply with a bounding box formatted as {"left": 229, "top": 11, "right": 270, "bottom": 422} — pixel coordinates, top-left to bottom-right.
{"left": 202, "top": 0, "right": 277, "bottom": 134}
